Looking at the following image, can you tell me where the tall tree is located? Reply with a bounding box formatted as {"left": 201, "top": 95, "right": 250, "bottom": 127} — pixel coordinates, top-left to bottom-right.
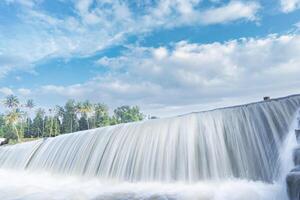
{"left": 24, "top": 99, "right": 35, "bottom": 134}
{"left": 2, "top": 96, "right": 24, "bottom": 141}
{"left": 77, "top": 101, "right": 93, "bottom": 130}
{"left": 94, "top": 103, "right": 110, "bottom": 127}
{"left": 44, "top": 116, "right": 53, "bottom": 137}
{"left": 62, "top": 100, "right": 78, "bottom": 133}
{"left": 53, "top": 116, "right": 61, "bottom": 137}
{"left": 109, "top": 116, "right": 118, "bottom": 125}
{"left": 4, "top": 109, "right": 22, "bottom": 141}
{"left": 33, "top": 108, "right": 45, "bottom": 138}
{"left": 25, "top": 99, "right": 34, "bottom": 110}
{"left": 47, "top": 108, "right": 54, "bottom": 137}
{"left": 0, "top": 115, "right": 7, "bottom": 138}
{"left": 114, "top": 106, "right": 144, "bottom": 123}
{"left": 3, "top": 95, "right": 19, "bottom": 109}
{"left": 78, "top": 115, "right": 88, "bottom": 131}
{"left": 55, "top": 106, "right": 64, "bottom": 135}
{"left": 0, "top": 114, "right": 15, "bottom": 140}
{"left": 23, "top": 118, "right": 33, "bottom": 138}
{"left": 55, "top": 106, "right": 64, "bottom": 122}
{"left": 76, "top": 102, "right": 88, "bottom": 131}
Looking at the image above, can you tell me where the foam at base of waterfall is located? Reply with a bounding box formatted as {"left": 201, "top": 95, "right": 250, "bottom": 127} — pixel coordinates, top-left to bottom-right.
{"left": 0, "top": 169, "right": 288, "bottom": 200}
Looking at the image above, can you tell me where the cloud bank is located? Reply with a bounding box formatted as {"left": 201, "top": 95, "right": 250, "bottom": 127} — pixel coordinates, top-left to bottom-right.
{"left": 34, "top": 34, "right": 300, "bottom": 116}
{"left": 280, "top": 0, "right": 300, "bottom": 12}
{"left": 0, "top": 0, "right": 260, "bottom": 78}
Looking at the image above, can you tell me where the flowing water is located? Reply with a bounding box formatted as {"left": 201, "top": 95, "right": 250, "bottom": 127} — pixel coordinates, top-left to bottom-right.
{"left": 1, "top": 95, "right": 300, "bottom": 200}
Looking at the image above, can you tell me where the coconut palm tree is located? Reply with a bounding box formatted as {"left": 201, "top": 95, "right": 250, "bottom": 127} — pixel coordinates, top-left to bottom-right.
{"left": 48, "top": 108, "right": 54, "bottom": 137}
{"left": 3, "top": 95, "right": 19, "bottom": 109}
{"left": 3, "top": 95, "right": 23, "bottom": 141}
{"left": 55, "top": 105, "right": 64, "bottom": 121}
{"left": 77, "top": 101, "right": 93, "bottom": 129}
{"left": 25, "top": 99, "right": 34, "bottom": 110}
{"left": 76, "top": 102, "right": 84, "bottom": 118}
{"left": 24, "top": 99, "right": 34, "bottom": 134}
{"left": 94, "top": 103, "right": 109, "bottom": 127}
{"left": 52, "top": 107, "right": 61, "bottom": 137}
{"left": 36, "top": 108, "right": 46, "bottom": 137}
{"left": 82, "top": 101, "right": 93, "bottom": 129}
{"left": 5, "top": 109, "right": 22, "bottom": 142}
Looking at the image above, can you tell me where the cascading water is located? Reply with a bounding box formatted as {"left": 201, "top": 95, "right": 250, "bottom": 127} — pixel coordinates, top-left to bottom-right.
{"left": 1, "top": 95, "right": 300, "bottom": 200}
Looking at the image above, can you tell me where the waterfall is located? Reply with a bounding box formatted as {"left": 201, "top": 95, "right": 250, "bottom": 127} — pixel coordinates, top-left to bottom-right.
{"left": 1, "top": 95, "right": 300, "bottom": 185}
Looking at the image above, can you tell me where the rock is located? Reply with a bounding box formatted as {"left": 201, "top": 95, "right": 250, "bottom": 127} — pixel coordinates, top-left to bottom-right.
{"left": 263, "top": 96, "right": 270, "bottom": 101}
{"left": 0, "top": 138, "right": 9, "bottom": 146}
{"left": 296, "top": 130, "right": 300, "bottom": 143}
{"left": 294, "top": 147, "right": 300, "bottom": 166}
{"left": 287, "top": 166, "right": 300, "bottom": 200}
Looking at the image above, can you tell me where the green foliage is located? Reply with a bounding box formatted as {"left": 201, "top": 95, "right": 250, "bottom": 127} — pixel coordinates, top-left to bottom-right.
{"left": 32, "top": 110, "right": 44, "bottom": 138}
{"left": 1, "top": 126, "right": 17, "bottom": 140}
{"left": 78, "top": 116, "right": 88, "bottom": 131}
{"left": 0, "top": 115, "right": 17, "bottom": 140}
{"left": 23, "top": 118, "right": 33, "bottom": 138}
{"left": 114, "top": 106, "right": 144, "bottom": 123}
{"left": 4, "top": 109, "right": 23, "bottom": 141}
{"left": 61, "top": 100, "right": 79, "bottom": 133}
{"left": 53, "top": 117, "right": 61, "bottom": 136}
{"left": 76, "top": 100, "right": 93, "bottom": 129}
{"left": 0, "top": 115, "right": 6, "bottom": 138}
{"left": 94, "top": 103, "right": 110, "bottom": 127}
{"left": 0, "top": 95, "right": 147, "bottom": 143}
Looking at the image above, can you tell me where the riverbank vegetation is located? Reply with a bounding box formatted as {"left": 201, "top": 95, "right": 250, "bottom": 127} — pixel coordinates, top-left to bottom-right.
{"left": 0, "top": 95, "right": 152, "bottom": 143}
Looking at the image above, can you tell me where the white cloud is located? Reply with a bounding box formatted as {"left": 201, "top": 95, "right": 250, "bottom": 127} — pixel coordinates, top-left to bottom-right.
{"left": 37, "top": 33, "right": 300, "bottom": 116}
{"left": 200, "top": 1, "right": 259, "bottom": 24}
{"left": 142, "top": 0, "right": 260, "bottom": 27}
{"left": 17, "top": 88, "right": 31, "bottom": 96}
{"left": 5, "top": 0, "right": 37, "bottom": 7}
{"left": 153, "top": 47, "right": 169, "bottom": 60}
{"left": 0, "top": 87, "right": 14, "bottom": 96}
{"left": 280, "top": 0, "right": 300, "bottom": 13}
{"left": 0, "top": 0, "right": 261, "bottom": 79}
{"left": 0, "top": 87, "right": 32, "bottom": 98}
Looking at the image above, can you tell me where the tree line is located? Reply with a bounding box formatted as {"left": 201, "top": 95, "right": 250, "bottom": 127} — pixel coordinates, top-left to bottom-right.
{"left": 0, "top": 95, "right": 152, "bottom": 143}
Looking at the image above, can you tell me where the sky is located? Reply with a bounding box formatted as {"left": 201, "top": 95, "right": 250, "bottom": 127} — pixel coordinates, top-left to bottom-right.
{"left": 1, "top": 0, "right": 300, "bottom": 117}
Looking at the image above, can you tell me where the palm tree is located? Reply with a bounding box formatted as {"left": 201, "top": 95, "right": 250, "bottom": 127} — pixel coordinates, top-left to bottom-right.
{"left": 82, "top": 101, "right": 93, "bottom": 129}
{"left": 3, "top": 95, "right": 23, "bottom": 141}
{"left": 51, "top": 107, "right": 60, "bottom": 137}
{"left": 36, "top": 108, "right": 45, "bottom": 137}
{"left": 25, "top": 99, "right": 34, "bottom": 110}
{"left": 77, "top": 101, "right": 93, "bottom": 129}
{"left": 94, "top": 103, "right": 109, "bottom": 127}
{"left": 48, "top": 108, "right": 54, "bottom": 137}
{"left": 55, "top": 105, "right": 64, "bottom": 122}
{"left": 54, "top": 106, "right": 64, "bottom": 136}
{"left": 24, "top": 99, "right": 34, "bottom": 134}
{"left": 5, "top": 109, "right": 22, "bottom": 142}
{"left": 76, "top": 102, "right": 84, "bottom": 118}
{"left": 56, "top": 105, "right": 69, "bottom": 133}
{"left": 3, "top": 95, "right": 19, "bottom": 109}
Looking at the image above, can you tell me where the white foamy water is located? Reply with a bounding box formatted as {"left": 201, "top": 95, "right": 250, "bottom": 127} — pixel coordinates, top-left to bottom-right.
{"left": 0, "top": 169, "right": 286, "bottom": 200}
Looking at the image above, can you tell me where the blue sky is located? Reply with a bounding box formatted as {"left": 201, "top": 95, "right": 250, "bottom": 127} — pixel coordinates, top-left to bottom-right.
{"left": 1, "top": 0, "right": 300, "bottom": 117}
